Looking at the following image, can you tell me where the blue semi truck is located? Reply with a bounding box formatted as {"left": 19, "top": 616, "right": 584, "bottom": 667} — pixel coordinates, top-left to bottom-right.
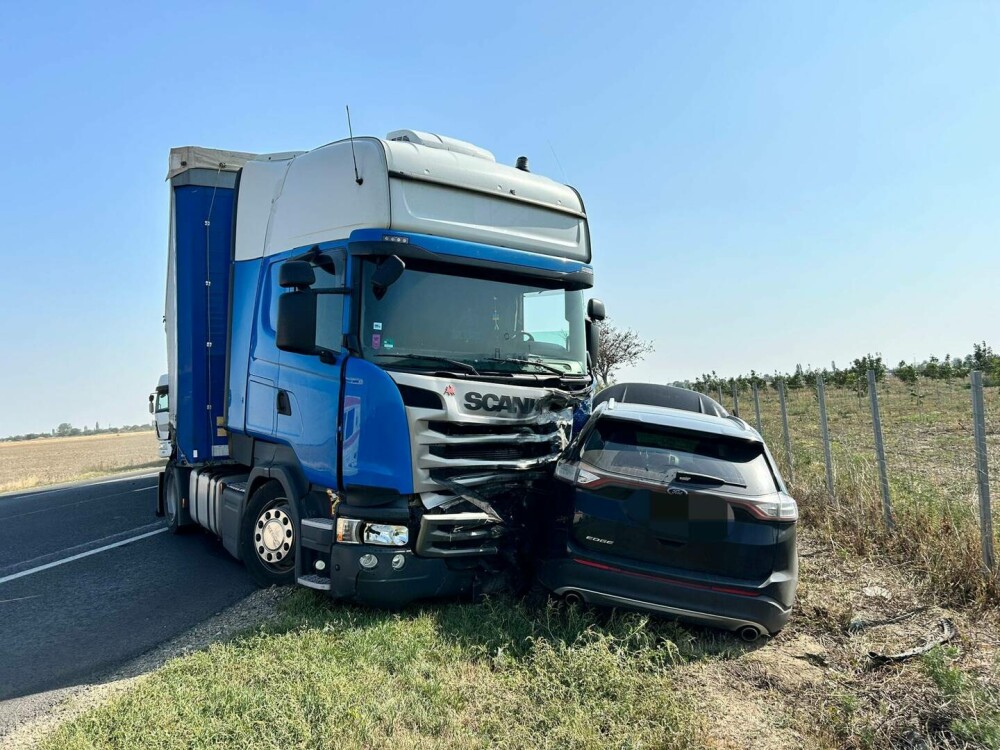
{"left": 157, "top": 131, "right": 604, "bottom": 604}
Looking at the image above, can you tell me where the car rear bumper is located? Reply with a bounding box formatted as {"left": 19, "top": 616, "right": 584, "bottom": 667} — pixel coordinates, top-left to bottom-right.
{"left": 536, "top": 543, "right": 796, "bottom": 636}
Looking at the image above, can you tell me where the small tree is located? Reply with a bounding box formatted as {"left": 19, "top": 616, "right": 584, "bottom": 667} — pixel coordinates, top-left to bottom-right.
{"left": 895, "top": 360, "right": 918, "bottom": 384}
{"left": 595, "top": 319, "right": 654, "bottom": 386}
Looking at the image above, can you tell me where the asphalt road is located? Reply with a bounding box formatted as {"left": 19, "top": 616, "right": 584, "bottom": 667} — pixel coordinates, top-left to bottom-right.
{"left": 0, "top": 473, "right": 258, "bottom": 707}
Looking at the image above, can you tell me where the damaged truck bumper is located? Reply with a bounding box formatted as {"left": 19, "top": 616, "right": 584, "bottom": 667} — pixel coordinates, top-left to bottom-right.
{"left": 298, "top": 510, "right": 506, "bottom": 608}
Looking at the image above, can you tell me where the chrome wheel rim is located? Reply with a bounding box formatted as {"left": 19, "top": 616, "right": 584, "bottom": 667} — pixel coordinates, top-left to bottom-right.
{"left": 254, "top": 503, "right": 294, "bottom": 571}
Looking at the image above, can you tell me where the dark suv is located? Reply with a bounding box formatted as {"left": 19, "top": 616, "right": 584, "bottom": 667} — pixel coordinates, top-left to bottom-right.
{"left": 537, "top": 398, "right": 797, "bottom": 639}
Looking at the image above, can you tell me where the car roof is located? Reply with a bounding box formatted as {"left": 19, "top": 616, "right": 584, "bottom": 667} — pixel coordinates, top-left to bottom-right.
{"left": 594, "top": 400, "right": 762, "bottom": 442}
{"left": 594, "top": 382, "right": 728, "bottom": 418}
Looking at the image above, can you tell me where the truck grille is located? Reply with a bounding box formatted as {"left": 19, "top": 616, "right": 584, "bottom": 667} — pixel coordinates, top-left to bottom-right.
{"left": 388, "top": 370, "right": 577, "bottom": 496}
{"left": 426, "top": 420, "right": 560, "bottom": 437}
{"left": 428, "top": 441, "right": 555, "bottom": 462}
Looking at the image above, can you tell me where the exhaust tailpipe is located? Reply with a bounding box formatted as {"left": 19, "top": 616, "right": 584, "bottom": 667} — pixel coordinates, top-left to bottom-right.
{"left": 563, "top": 591, "right": 584, "bottom": 606}
{"left": 738, "top": 625, "right": 762, "bottom": 643}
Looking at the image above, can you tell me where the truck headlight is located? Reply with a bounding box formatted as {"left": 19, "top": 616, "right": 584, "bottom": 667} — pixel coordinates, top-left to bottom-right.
{"left": 363, "top": 523, "right": 409, "bottom": 547}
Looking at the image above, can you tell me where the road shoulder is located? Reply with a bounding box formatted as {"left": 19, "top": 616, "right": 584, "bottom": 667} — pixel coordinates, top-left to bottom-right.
{"left": 0, "top": 587, "right": 288, "bottom": 750}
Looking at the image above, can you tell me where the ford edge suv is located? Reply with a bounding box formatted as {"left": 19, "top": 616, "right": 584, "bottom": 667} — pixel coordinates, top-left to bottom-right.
{"left": 537, "top": 398, "right": 797, "bottom": 640}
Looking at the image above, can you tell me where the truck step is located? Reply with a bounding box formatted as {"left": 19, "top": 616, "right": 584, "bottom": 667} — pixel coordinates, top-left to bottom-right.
{"left": 297, "top": 574, "right": 331, "bottom": 591}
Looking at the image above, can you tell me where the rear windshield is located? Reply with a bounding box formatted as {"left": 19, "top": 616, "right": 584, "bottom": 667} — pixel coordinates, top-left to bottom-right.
{"left": 579, "top": 417, "right": 778, "bottom": 496}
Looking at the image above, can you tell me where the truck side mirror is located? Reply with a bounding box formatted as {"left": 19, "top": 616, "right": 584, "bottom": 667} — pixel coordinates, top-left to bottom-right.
{"left": 587, "top": 298, "right": 606, "bottom": 321}
{"left": 371, "top": 255, "right": 405, "bottom": 300}
{"left": 279, "top": 260, "right": 316, "bottom": 289}
{"left": 586, "top": 319, "right": 601, "bottom": 373}
{"left": 276, "top": 289, "right": 317, "bottom": 354}
{"left": 148, "top": 394, "right": 155, "bottom": 414}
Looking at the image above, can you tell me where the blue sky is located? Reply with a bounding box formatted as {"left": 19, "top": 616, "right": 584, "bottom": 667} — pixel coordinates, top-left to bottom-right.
{"left": 1, "top": 1, "right": 997, "bottom": 436}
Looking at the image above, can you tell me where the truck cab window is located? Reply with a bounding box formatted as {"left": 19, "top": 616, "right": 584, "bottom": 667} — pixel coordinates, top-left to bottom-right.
{"left": 314, "top": 265, "right": 345, "bottom": 351}
{"left": 268, "top": 252, "right": 345, "bottom": 351}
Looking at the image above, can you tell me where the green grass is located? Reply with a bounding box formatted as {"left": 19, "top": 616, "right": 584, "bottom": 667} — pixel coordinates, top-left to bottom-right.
{"left": 922, "top": 647, "right": 1000, "bottom": 748}
{"left": 42, "top": 592, "right": 706, "bottom": 750}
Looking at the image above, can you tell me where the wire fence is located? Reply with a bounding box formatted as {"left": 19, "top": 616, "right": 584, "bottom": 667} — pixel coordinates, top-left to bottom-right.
{"left": 696, "top": 371, "right": 998, "bottom": 588}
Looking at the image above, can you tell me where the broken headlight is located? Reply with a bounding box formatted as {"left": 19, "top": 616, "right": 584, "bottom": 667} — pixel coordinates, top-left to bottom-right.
{"left": 337, "top": 518, "right": 410, "bottom": 546}
{"left": 363, "top": 523, "right": 409, "bottom": 547}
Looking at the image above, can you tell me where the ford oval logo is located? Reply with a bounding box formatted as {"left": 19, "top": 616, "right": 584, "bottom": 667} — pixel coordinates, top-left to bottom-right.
{"left": 667, "top": 487, "right": 688, "bottom": 496}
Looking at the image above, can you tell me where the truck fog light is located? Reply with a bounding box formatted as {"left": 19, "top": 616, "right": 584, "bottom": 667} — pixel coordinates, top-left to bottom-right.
{"left": 359, "top": 554, "right": 378, "bottom": 569}
{"left": 315, "top": 560, "right": 327, "bottom": 572}
{"left": 363, "top": 523, "right": 409, "bottom": 546}
{"left": 391, "top": 554, "right": 406, "bottom": 570}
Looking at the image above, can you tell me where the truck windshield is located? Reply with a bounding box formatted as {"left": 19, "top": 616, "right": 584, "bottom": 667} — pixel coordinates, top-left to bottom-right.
{"left": 360, "top": 260, "right": 587, "bottom": 376}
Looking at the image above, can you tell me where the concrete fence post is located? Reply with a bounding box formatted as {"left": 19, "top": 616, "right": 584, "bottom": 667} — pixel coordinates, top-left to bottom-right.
{"left": 971, "top": 371, "right": 995, "bottom": 572}
{"left": 867, "top": 370, "right": 894, "bottom": 532}
{"left": 777, "top": 379, "right": 794, "bottom": 484}
{"left": 732, "top": 381, "right": 740, "bottom": 417}
{"left": 717, "top": 384, "right": 724, "bottom": 405}
{"left": 817, "top": 373, "right": 836, "bottom": 506}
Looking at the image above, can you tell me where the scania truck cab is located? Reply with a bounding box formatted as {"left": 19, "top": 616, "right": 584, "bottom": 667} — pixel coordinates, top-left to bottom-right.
{"left": 158, "top": 131, "right": 603, "bottom": 605}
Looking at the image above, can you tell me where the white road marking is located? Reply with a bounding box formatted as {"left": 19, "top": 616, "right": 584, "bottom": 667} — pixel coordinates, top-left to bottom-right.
{"left": 0, "top": 472, "right": 160, "bottom": 501}
{"left": 0, "top": 594, "right": 42, "bottom": 604}
{"left": 0, "top": 485, "right": 157, "bottom": 521}
{"left": 0, "top": 527, "right": 168, "bottom": 585}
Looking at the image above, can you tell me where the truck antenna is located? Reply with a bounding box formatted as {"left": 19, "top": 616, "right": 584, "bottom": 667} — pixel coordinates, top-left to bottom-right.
{"left": 346, "top": 105, "right": 363, "bottom": 186}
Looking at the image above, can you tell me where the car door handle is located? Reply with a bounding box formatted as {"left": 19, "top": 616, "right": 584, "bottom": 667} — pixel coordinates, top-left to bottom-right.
{"left": 276, "top": 390, "right": 292, "bottom": 416}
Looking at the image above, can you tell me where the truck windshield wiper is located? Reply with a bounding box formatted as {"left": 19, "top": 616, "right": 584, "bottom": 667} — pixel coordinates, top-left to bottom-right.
{"left": 673, "top": 471, "right": 747, "bottom": 489}
{"left": 478, "top": 357, "right": 567, "bottom": 377}
{"left": 373, "top": 353, "right": 479, "bottom": 375}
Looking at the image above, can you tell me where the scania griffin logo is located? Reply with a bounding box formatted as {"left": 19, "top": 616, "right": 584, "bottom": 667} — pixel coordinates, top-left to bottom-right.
{"left": 463, "top": 391, "right": 537, "bottom": 415}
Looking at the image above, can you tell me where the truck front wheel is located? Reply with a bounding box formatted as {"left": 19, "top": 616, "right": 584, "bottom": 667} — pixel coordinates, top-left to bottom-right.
{"left": 241, "top": 482, "right": 296, "bottom": 587}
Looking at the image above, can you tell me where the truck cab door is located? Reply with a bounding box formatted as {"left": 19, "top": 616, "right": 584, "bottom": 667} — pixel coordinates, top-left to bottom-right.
{"left": 246, "top": 263, "right": 283, "bottom": 438}
{"left": 275, "top": 249, "right": 347, "bottom": 490}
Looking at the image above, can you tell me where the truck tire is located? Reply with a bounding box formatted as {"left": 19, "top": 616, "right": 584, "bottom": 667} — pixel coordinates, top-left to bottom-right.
{"left": 163, "top": 467, "right": 186, "bottom": 535}
{"left": 241, "top": 481, "right": 296, "bottom": 587}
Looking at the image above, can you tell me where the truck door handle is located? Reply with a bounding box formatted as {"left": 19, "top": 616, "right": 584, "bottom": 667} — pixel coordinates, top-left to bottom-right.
{"left": 276, "top": 390, "right": 292, "bottom": 416}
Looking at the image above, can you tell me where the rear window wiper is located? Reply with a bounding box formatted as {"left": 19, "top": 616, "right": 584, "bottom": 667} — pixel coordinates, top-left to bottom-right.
{"left": 673, "top": 470, "right": 747, "bottom": 489}
{"left": 478, "top": 357, "right": 567, "bottom": 377}
{"left": 373, "top": 353, "right": 479, "bottom": 375}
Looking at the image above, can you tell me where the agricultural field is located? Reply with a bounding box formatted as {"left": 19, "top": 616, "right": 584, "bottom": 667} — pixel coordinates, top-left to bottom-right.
{"left": 734, "top": 376, "right": 1000, "bottom": 605}
{"left": 0, "top": 431, "right": 164, "bottom": 494}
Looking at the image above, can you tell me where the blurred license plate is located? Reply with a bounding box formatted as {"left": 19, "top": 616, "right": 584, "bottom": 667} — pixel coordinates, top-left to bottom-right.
{"left": 651, "top": 492, "right": 727, "bottom": 541}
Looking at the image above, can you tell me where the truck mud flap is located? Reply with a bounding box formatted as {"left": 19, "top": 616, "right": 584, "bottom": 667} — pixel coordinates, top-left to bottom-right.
{"left": 415, "top": 512, "right": 500, "bottom": 558}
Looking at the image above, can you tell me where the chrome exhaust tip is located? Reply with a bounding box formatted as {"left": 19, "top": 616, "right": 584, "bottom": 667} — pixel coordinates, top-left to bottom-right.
{"left": 738, "top": 625, "right": 763, "bottom": 643}
{"left": 563, "top": 591, "right": 584, "bottom": 606}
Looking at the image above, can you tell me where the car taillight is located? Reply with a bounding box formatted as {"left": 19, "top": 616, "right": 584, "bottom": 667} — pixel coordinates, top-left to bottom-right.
{"left": 554, "top": 460, "right": 600, "bottom": 486}
{"left": 739, "top": 492, "right": 798, "bottom": 521}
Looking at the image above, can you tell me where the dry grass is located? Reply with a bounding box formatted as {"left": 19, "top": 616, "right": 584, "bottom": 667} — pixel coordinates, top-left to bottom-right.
{"left": 674, "top": 527, "right": 1000, "bottom": 749}
{"left": 745, "top": 377, "right": 1000, "bottom": 606}
{"left": 0, "top": 432, "right": 164, "bottom": 494}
